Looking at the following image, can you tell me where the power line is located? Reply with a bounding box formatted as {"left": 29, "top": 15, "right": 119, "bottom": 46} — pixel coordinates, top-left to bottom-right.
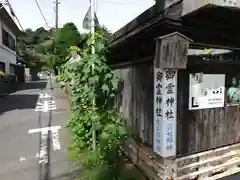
{"left": 34, "top": 0, "right": 50, "bottom": 28}
{"left": 5, "top": 0, "right": 24, "bottom": 31}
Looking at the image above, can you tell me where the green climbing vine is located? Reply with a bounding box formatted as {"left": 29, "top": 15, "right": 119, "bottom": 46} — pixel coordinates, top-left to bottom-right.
{"left": 64, "top": 29, "right": 128, "bottom": 180}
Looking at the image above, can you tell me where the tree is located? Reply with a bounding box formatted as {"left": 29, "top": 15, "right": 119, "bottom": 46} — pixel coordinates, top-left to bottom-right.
{"left": 42, "top": 53, "right": 55, "bottom": 72}
{"left": 17, "top": 23, "right": 81, "bottom": 71}
{"left": 17, "top": 23, "right": 109, "bottom": 73}
{"left": 17, "top": 27, "right": 53, "bottom": 70}
{"left": 54, "top": 22, "right": 81, "bottom": 66}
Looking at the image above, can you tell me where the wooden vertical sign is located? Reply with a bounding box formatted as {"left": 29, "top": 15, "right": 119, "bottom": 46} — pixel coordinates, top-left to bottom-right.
{"left": 155, "top": 32, "right": 191, "bottom": 69}
{"left": 153, "top": 32, "right": 192, "bottom": 157}
{"left": 154, "top": 68, "right": 178, "bottom": 157}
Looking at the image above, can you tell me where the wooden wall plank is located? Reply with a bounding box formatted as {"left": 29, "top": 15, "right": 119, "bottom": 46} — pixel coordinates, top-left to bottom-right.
{"left": 217, "top": 107, "right": 225, "bottom": 147}
{"left": 177, "top": 64, "right": 240, "bottom": 156}
{"left": 116, "top": 60, "right": 240, "bottom": 157}
{"left": 116, "top": 61, "right": 154, "bottom": 146}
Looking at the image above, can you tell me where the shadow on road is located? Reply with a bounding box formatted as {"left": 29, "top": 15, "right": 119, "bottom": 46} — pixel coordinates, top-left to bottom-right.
{"left": 17, "top": 81, "right": 48, "bottom": 91}
{"left": 0, "top": 81, "right": 47, "bottom": 115}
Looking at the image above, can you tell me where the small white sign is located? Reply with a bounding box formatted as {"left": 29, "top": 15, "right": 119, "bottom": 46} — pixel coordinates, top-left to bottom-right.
{"left": 189, "top": 73, "right": 225, "bottom": 110}
{"left": 153, "top": 68, "right": 177, "bottom": 157}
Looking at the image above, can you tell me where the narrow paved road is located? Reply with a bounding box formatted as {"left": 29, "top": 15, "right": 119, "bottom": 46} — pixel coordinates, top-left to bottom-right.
{"left": 0, "top": 77, "right": 76, "bottom": 180}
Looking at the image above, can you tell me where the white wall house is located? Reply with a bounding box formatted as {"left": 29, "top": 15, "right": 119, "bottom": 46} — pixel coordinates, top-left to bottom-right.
{"left": 0, "top": 5, "right": 21, "bottom": 74}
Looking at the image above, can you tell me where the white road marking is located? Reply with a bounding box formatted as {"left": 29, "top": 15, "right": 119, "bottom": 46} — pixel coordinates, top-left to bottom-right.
{"left": 28, "top": 126, "right": 62, "bottom": 163}
{"left": 38, "top": 131, "right": 48, "bottom": 164}
{"left": 35, "top": 106, "right": 57, "bottom": 112}
{"left": 19, "top": 156, "right": 26, "bottom": 162}
{"left": 37, "top": 102, "right": 43, "bottom": 106}
{"left": 31, "top": 93, "right": 61, "bottom": 163}
{"left": 39, "top": 93, "right": 52, "bottom": 99}
{"left": 43, "top": 101, "right": 49, "bottom": 112}
{"left": 28, "top": 126, "right": 61, "bottom": 134}
{"left": 52, "top": 128, "right": 61, "bottom": 150}
{"left": 34, "top": 100, "right": 57, "bottom": 112}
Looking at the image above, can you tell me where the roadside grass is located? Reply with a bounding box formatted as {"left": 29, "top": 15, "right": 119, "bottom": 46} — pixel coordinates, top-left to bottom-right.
{"left": 68, "top": 148, "right": 147, "bottom": 180}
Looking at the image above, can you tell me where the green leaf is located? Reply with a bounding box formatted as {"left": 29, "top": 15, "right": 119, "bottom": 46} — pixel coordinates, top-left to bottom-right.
{"left": 89, "top": 75, "right": 99, "bottom": 85}
{"left": 95, "top": 42, "right": 105, "bottom": 53}
{"left": 110, "top": 93, "right": 115, "bottom": 97}
{"left": 100, "top": 131, "right": 109, "bottom": 140}
{"left": 86, "top": 38, "right": 92, "bottom": 47}
{"left": 82, "top": 66, "right": 91, "bottom": 74}
{"left": 105, "top": 123, "right": 117, "bottom": 134}
{"left": 104, "top": 73, "right": 112, "bottom": 80}
{"left": 117, "top": 126, "right": 127, "bottom": 136}
{"left": 111, "top": 78, "right": 119, "bottom": 90}
{"left": 101, "top": 84, "right": 109, "bottom": 92}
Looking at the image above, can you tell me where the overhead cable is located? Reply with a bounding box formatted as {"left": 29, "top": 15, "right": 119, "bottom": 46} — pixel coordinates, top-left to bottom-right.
{"left": 34, "top": 0, "right": 51, "bottom": 28}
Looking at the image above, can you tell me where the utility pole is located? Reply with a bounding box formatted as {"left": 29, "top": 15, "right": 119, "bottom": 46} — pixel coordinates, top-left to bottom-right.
{"left": 55, "top": 0, "right": 59, "bottom": 31}
{"left": 90, "top": 0, "right": 95, "bottom": 55}
{"left": 54, "top": 0, "right": 60, "bottom": 36}
{"left": 53, "top": 0, "right": 60, "bottom": 75}
{"left": 90, "top": 0, "right": 96, "bottom": 151}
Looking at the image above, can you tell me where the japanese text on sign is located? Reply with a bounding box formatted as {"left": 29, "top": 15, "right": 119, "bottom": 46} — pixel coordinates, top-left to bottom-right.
{"left": 189, "top": 73, "right": 225, "bottom": 110}
{"left": 162, "top": 69, "right": 177, "bottom": 155}
{"left": 154, "top": 68, "right": 177, "bottom": 157}
{"left": 154, "top": 68, "right": 164, "bottom": 153}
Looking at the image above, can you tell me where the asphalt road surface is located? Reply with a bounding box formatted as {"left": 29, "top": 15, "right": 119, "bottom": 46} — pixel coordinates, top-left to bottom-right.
{"left": 0, "top": 77, "right": 76, "bottom": 180}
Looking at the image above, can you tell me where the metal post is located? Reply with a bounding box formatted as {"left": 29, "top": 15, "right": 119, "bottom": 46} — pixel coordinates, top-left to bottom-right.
{"left": 53, "top": 0, "right": 60, "bottom": 75}
{"left": 91, "top": 0, "right": 95, "bottom": 55}
{"left": 55, "top": 0, "right": 59, "bottom": 31}
{"left": 90, "top": 0, "right": 96, "bottom": 150}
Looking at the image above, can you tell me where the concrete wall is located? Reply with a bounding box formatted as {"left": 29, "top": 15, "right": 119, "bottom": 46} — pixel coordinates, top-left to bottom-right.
{"left": 0, "top": 17, "right": 17, "bottom": 74}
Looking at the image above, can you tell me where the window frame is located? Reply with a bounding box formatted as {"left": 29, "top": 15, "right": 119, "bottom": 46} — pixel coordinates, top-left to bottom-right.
{"left": 2, "top": 28, "right": 16, "bottom": 51}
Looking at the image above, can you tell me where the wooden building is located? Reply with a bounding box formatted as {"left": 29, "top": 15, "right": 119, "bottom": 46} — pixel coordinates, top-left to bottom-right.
{"left": 110, "top": 0, "right": 240, "bottom": 179}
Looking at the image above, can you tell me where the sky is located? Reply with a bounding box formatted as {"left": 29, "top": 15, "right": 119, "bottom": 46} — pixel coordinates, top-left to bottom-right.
{"left": 5, "top": 0, "right": 154, "bottom": 33}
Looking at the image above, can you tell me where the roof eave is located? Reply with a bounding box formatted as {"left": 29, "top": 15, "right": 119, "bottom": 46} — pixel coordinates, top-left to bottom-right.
{"left": 0, "top": 4, "right": 22, "bottom": 36}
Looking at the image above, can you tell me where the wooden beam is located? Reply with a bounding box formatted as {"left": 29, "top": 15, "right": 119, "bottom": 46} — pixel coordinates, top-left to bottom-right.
{"left": 162, "top": 20, "right": 240, "bottom": 50}
{"left": 110, "top": 2, "right": 240, "bottom": 50}
{"left": 109, "top": 2, "right": 183, "bottom": 47}
{"left": 110, "top": 56, "right": 153, "bottom": 69}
